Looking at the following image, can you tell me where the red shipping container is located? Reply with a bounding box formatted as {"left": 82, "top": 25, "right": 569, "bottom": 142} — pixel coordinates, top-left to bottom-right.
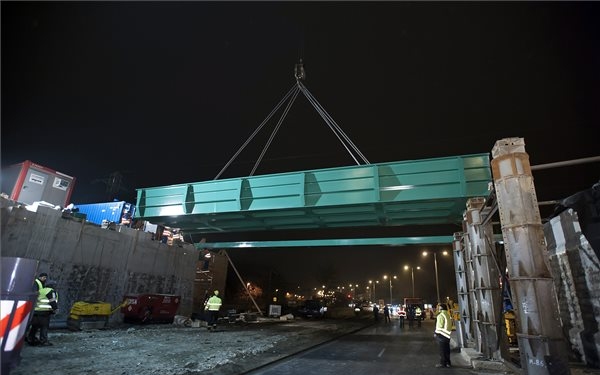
{"left": 121, "top": 294, "right": 181, "bottom": 324}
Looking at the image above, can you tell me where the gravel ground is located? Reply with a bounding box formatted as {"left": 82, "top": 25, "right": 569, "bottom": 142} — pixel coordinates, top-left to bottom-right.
{"left": 9, "top": 317, "right": 370, "bottom": 375}
{"left": 10, "top": 316, "right": 599, "bottom": 375}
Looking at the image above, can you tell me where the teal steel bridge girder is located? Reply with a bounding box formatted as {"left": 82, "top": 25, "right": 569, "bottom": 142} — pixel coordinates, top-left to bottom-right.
{"left": 135, "top": 153, "right": 492, "bottom": 235}
{"left": 196, "top": 236, "right": 455, "bottom": 249}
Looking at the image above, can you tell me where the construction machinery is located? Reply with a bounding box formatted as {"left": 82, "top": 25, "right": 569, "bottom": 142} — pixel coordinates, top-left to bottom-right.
{"left": 121, "top": 294, "right": 181, "bottom": 324}
{"left": 67, "top": 300, "right": 128, "bottom": 330}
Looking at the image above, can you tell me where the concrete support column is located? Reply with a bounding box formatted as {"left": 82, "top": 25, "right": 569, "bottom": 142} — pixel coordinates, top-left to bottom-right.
{"left": 453, "top": 231, "right": 471, "bottom": 349}
{"left": 491, "top": 137, "right": 570, "bottom": 375}
{"left": 466, "top": 197, "right": 502, "bottom": 360}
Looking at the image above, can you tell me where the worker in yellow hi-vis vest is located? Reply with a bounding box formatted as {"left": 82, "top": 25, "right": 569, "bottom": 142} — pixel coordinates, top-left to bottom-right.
{"left": 204, "top": 290, "right": 222, "bottom": 331}
{"left": 434, "top": 303, "right": 453, "bottom": 368}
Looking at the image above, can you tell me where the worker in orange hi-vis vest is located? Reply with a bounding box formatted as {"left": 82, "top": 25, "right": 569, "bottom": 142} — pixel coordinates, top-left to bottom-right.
{"left": 161, "top": 227, "right": 172, "bottom": 244}
{"left": 398, "top": 305, "right": 407, "bottom": 327}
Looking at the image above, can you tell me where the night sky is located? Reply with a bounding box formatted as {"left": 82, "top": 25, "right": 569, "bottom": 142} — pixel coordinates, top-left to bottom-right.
{"left": 2, "top": 2, "right": 599, "bottom": 301}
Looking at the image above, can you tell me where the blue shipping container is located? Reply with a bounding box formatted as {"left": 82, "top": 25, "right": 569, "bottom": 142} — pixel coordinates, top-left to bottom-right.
{"left": 75, "top": 201, "right": 136, "bottom": 226}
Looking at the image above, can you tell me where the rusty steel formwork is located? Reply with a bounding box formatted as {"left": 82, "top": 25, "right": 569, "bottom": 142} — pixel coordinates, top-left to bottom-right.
{"left": 453, "top": 231, "right": 472, "bottom": 349}
{"left": 464, "top": 213, "right": 483, "bottom": 354}
{"left": 465, "top": 197, "right": 503, "bottom": 360}
{"left": 491, "top": 138, "right": 570, "bottom": 375}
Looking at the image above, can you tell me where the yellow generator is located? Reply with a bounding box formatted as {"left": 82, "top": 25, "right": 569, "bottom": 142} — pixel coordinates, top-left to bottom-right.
{"left": 504, "top": 310, "right": 517, "bottom": 345}
{"left": 67, "top": 301, "right": 124, "bottom": 330}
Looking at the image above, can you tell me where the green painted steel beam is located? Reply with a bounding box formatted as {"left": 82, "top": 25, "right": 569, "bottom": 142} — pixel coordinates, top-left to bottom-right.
{"left": 195, "top": 236, "right": 455, "bottom": 249}
{"left": 135, "top": 153, "right": 492, "bottom": 235}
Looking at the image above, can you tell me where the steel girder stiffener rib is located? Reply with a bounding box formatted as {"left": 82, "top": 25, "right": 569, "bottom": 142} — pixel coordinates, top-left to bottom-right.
{"left": 135, "top": 154, "right": 492, "bottom": 243}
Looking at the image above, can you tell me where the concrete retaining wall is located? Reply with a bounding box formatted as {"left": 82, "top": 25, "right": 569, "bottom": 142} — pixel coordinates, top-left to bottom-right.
{"left": 1, "top": 198, "right": 198, "bottom": 324}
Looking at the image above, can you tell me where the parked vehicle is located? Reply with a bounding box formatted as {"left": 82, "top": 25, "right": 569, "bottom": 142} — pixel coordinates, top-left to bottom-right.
{"left": 404, "top": 297, "right": 425, "bottom": 321}
{"left": 296, "top": 300, "right": 327, "bottom": 318}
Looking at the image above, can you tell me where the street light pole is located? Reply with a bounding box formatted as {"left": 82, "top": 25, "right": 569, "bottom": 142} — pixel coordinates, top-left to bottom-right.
{"left": 410, "top": 268, "right": 415, "bottom": 297}
{"left": 423, "top": 250, "right": 447, "bottom": 304}
{"left": 369, "top": 280, "right": 377, "bottom": 302}
{"left": 384, "top": 275, "right": 396, "bottom": 305}
{"left": 433, "top": 252, "right": 440, "bottom": 304}
{"left": 404, "top": 266, "right": 420, "bottom": 297}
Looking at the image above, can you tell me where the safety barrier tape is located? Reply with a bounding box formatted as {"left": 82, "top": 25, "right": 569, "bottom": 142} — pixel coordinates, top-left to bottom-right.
{"left": 1, "top": 300, "right": 34, "bottom": 351}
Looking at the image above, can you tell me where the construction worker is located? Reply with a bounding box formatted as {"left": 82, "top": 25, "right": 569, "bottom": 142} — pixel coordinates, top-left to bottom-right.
{"left": 204, "top": 290, "right": 222, "bottom": 331}
{"left": 161, "top": 226, "right": 172, "bottom": 244}
{"left": 201, "top": 249, "right": 212, "bottom": 271}
{"left": 27, "top": 278, "right": 58, "bottom": 346}
{"left": 415, "top": 305, "right": 423, "bottom": 327}
{"left": 434, "top": 303, "right": 453, "bottom": 368}
{"left": 34, "top": 272, "right": 47, "bottom": 292}
{"left": 25, "top": 272, "right": 47, "bottom": 345}
{"left": 398, "top": 305, "right": 407, "bottom": 327}
{"left": 407, "top": 305, "right": 415, "bottom": 327}
{"left": 383, "top": 305, "right": 391, "bottom": 323}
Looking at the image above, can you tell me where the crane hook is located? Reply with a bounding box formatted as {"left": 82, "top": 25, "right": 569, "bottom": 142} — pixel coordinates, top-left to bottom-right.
{"left": 294, "top": 59, "right": 305, "bottom": 82}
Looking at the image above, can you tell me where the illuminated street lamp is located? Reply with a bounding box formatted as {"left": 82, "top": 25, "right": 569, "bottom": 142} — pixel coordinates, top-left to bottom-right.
{"left": 423, "top": 250, "right": 449, "bottom": 304}
{"left": 369, "top": 280, "right": 379, "bottom": 302}
{"left": 404, "top": 265, "right": 420, "bottom": 297}
{"left": 348, "top": 283, "right": 359, "bottom": 299}
{"left": 383, "top": 275, "right": 397, "bottom": 305}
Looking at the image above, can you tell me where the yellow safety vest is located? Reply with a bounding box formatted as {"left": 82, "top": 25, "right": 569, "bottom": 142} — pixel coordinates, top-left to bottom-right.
{"left": 35, "top": 287, "right": 57, "bottom": 312}
{"left": 435, "top": 310, "right": 452, "bottom": 339}
{"left": 205, "top": 295, "right": 222, "bottom": 311}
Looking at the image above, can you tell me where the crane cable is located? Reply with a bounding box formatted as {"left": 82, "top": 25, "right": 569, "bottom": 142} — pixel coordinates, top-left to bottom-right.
{"left": 250, "top": 86, "right": 302, "bottom": 176}
{"left": 297, "top": 80, "right": 370, "bottom": 165}
{"left": 214, "top": 83, "right": 298, "bottom": 180}
{"left": 215, "top": 62, "right": 370, "bottom": 179}
{"left": 298, "top": 83, "right": 361, "bottom": 166}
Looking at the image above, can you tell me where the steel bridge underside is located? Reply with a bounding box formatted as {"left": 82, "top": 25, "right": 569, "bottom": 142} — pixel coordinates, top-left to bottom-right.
{"left": 134, "top": 153, "right": 492, "bottom": 249}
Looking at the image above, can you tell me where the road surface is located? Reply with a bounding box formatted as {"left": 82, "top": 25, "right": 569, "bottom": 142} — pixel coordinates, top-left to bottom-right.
{"left": 246, "top": 318, "right": 480, "bottom": 375}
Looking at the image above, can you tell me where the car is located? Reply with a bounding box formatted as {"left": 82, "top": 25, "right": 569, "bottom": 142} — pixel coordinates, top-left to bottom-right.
{"left": 296, "top": 300, "right": 327, "bottom": 318}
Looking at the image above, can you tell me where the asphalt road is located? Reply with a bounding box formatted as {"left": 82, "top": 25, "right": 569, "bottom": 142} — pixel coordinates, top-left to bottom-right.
{"left": 245, "top": 318, "right": 478, "bottom": 375}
